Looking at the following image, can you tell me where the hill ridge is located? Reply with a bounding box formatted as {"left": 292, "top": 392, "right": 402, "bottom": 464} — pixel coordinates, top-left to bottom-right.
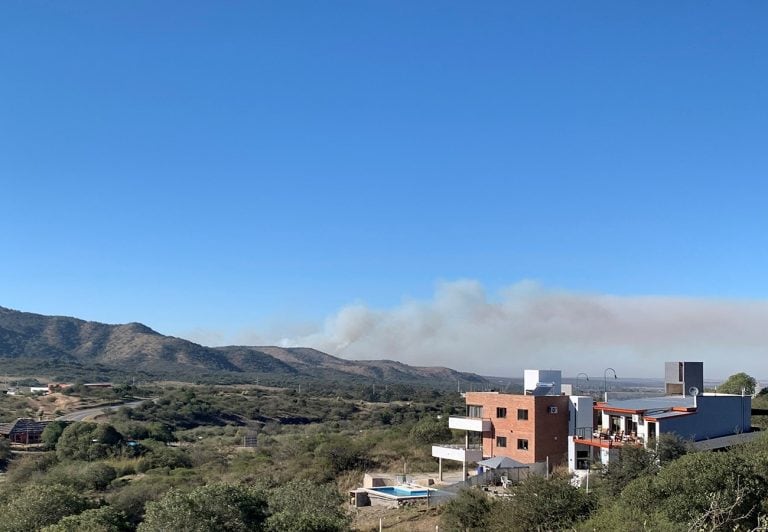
{"left": 0, "top": 306, "right": 487, "bottom": 386}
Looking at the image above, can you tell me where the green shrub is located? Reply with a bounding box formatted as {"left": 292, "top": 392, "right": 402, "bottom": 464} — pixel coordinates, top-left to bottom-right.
{"left": 0, "top": 484, "right": 91, "bottom": 532}
{"left": 497, "top": 475, "right": 596, "bottom": 531}
{"left": 48, "top": 461, "right": 118, "bottom": 491}
{"left": 56, "top": 422, "right": 124, "bottom": 461}
{"left": 42, "top": 506, "right": 130, "bottom": 532}
{"left": 440, "top": 489, "right": 497, "bottom": 531}
{"left": 139, "top": 483, "right": 267, "bottom": 532}
{"left": 266, "top": 479, "right": 350, "bottom": 532}
{"left": 136, "top": 444, "right": 192, "bottom": 473}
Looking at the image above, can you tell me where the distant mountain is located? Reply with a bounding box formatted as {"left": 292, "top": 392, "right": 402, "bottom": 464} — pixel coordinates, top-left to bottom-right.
{"left": 0, "top": 306, "right": 487, "bottom": 386}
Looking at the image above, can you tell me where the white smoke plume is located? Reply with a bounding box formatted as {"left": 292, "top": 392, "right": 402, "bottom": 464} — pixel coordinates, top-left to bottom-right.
{"left": 278, "top": 280, "right": 768, "bottom": 380}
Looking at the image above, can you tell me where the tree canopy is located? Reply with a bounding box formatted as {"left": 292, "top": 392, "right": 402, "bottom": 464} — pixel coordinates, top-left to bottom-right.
{"left": 0, "top": 484, "right": 90, "bottom": 532}
{"left": 42, "top": 507, "right": 130, "bottom": 532}
{"left": 440, "top": 489, "right": 496, "bottom": 531}
{"left": 139, "top": 483, "right": 268, "bottom": 532}
{"left": 266, "top": 479, "right": 350, "bottom": 532}
{"left": 56, "top": 422, "right": 124, "bottom": 461}
{"left": 719, "top": 372, "right": 757, "bottom": 395}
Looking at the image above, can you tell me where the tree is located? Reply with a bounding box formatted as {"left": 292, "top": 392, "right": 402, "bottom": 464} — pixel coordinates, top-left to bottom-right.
{"left": 620, "top": 451, "right": 766, "bottom": 530}
{"left": 42, "top": 507, "right": 130, "bottom": 532}
{"left": 0, "top": 484, "right": 90, "bottom": 532}
{"left": 266, "top": 479, "right": 350, "bottom": 532}
{"left": 138, "top": 483, "right": 268, "bottom": 532}
{"left": 107, "top": 478, "right": 180, "bottom": 528}
{"left": 410, "top": 417, "right": 452, "bottom": 444}
{"left": 653, "top": 433, "right": 688, "bottom": 465}
{"left": 0, "top": 438, "right": 10, "bottom": 469}
{"left": 440, "top": 489, "right": 497, "bottom": 531}
{"left": 601, "top": 444, "right": 657, "bottom": 495}
{"left": 718, "top": 372, "right": 757, "bottom": 395}
{"left": 41, "top": 421, "right": 68, "bottom": 450}
{"left": 315, "top": 437, "right": 372, "bottom": 475}
{"left": 497, "top": 475, "right": 596, "bottom": 531}
{"left": 56, "top": 422, "right": 124, "bottom": 461}
{"left": 47, "top": 461, "right": 118, "bottom": 491}
{"left": 576, "top": 495, "right": 678, "bottom": 532}
{"left": 136, "top": 443, "right": 192, "bottom": 473}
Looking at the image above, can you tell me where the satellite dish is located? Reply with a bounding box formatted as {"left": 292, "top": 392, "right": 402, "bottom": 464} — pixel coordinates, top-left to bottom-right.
{"left": 689, "top": 386, "right": 700, "bottom": 396}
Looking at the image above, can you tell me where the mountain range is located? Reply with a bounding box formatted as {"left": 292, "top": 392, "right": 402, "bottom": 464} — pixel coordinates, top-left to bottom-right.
{"left": 0, "top": 306, "right": 486, "bottom": 386}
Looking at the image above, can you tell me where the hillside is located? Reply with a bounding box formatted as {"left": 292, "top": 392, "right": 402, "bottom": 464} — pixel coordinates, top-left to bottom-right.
{"left": 0, "top": 306, "right": 486, "bottom": 386}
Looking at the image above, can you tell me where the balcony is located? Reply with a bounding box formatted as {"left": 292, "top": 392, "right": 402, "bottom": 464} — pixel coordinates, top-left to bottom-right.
{"left": 449, "top": 416, "right": 491, "bottom": 432}
{"left": 431, "top": 444, "right": 483, "bottom": 463}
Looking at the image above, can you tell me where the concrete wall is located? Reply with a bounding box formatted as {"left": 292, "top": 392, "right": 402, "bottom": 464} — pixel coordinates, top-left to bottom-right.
{"left": 569, "top": 396, "right": 594, "bottom": 437}
{"left": 665, "top": 361, "right": 704, "bottom": 396}
{"left": 658, "top": 395, "right": 751, "bottom": 440}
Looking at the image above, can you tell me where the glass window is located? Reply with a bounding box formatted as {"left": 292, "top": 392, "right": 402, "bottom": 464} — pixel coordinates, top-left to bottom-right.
{"left": 467, "top": 405, "right": 483, "bottom": 418}
{"left": 517, "top": 439, "right": 529, "bottom": 450}
{"left": 497, "top": 436, "right": 507, "bottom": 448}
{"left": 496, "top": 407, "right": 507, "bottom": 418}
{"left": 517, "top": 409, "right": 529, "bottom": 420}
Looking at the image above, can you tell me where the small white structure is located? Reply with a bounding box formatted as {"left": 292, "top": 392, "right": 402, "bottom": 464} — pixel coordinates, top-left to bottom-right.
{"left": 524, "top": 369, "right": 562, "bottom": 396}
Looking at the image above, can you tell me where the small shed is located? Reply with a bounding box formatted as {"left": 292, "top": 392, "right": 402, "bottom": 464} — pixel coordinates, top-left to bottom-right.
{"left": 0, "top": 418, "right": 51, "bottom": 444}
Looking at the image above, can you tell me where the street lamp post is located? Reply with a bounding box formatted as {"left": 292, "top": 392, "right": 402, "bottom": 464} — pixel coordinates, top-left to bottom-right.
{"left": 576, "top": 373, "right": 589, "bottom": 395}
{"left": 603, "top": 368, "right": 618, "bottom": 400}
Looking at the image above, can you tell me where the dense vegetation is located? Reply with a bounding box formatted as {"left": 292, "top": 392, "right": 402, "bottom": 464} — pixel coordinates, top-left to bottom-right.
{"left": 0, "top": 382, "right": 465, "bottom": 530}
{"left": 2, "top": 372, "right": 768, "bottom": 530}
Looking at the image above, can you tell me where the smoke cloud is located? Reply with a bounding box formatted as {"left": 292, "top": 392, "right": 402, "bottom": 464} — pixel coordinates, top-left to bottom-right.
{"left": 276, "top": 280, "right": 768, "bottom": 380}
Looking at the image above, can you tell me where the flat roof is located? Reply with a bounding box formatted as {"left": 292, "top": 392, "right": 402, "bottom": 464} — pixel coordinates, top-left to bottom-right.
{"left": 645, "top": 410, "right": 693, "bottom": 420}
{"left": 599, "top": 396, "right": 696, "bottom": 413}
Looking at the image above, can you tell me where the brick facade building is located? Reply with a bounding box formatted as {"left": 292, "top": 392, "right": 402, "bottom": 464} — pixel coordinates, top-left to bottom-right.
{"left": 463, "top": 391, "right": 571, "bottom": 466}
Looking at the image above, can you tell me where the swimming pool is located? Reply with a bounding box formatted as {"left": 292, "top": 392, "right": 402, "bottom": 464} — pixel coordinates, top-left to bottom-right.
{"left": 370, "top": 486, "right": 430, "bottom": 497}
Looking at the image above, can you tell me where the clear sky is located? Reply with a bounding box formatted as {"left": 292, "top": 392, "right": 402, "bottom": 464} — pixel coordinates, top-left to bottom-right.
{"left": 2, "top": 2, "right": 767, "bottom": 378}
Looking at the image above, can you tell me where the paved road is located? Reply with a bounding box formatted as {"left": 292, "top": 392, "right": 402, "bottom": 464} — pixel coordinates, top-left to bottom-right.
{"left": 56, "top": 400, "right": 147, "bottom": 422}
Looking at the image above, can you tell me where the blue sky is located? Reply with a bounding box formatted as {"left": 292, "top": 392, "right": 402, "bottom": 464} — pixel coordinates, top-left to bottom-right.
{"left": 2, "top": 3, "right": 767, "bottom": 377}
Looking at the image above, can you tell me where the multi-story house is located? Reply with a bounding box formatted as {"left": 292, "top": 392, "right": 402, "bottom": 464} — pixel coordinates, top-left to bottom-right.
{"left": 568, "top": 361, "right": 757, "bottom": 473}
{"left": 432, "top": 369, "right": 592, "bottom": 479}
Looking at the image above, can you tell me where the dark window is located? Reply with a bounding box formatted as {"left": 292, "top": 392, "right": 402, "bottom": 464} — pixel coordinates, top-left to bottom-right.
{"left": 517, "top": 409, "right": 529, "bottom": 420}
{"left": 496, "top": 407, "right": 507, "bottom": 418}
{"left": 468, "top": 405, "right": 483, "bottom": 418}
{"left": 517, "top": 439, "right": 529, "bottom": 450}
{"left": 497, "top": 436, "right": 507, "bottom": 448}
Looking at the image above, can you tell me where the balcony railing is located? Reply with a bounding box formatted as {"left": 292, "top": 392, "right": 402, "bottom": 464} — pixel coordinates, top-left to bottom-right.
{"left": 432, "top": 443, "right": 484, "bottom": 462}
{"left": 448, "top": 416, "right": 491, "bottom": 432}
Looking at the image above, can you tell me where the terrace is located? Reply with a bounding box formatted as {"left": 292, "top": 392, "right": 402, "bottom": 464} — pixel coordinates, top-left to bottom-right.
{"left": 572, "top": 431, "right": 645, "bottom": 449}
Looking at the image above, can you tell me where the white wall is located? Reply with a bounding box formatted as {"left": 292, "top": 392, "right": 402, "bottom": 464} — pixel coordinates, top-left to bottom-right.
{"left": 524, "top": 369, "right": 562, "bottom": 396}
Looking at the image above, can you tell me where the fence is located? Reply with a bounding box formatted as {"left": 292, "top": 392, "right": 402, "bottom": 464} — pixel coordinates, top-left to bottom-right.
{"left": 426, "top": 466, "right": 529, "bottom": 507}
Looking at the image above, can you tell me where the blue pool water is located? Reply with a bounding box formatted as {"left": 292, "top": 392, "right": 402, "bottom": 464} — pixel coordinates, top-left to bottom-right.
{"left": 371, "top": 486, "right": 429, "bottom": 497}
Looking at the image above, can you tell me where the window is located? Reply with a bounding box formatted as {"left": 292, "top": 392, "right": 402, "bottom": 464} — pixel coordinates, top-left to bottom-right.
{"left": 548, "top": 406, "right": 558, "bottom": 414}
{"left": 517, "top": 438, "right": 529, "bottom": 451}
{"left": 517, "top": 409, "right": 529, "bottom": 420}
{"left": 496, "top": 436, "right": 507, "bottom": 448}
{"left": 467, "top": 405, "right": 483, "bottom": 418}
{"left": 496, "top": 407, "right": 507, "bottom": 418}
